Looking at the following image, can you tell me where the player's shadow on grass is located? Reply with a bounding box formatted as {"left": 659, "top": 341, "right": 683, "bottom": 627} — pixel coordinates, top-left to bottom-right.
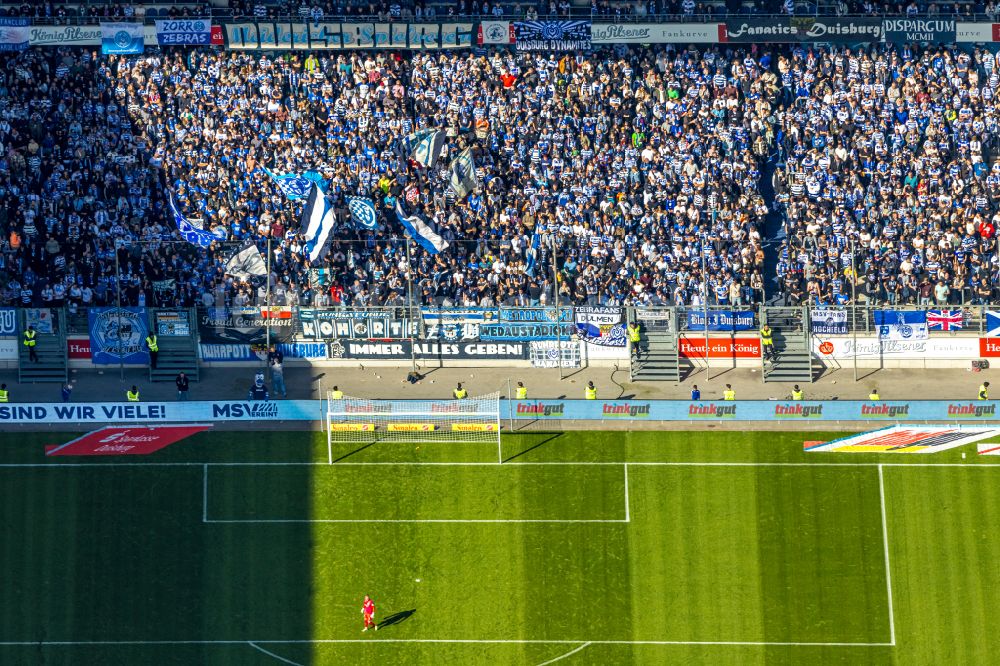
{"left": 379, "top": 609, "right": 416, "bottom": 629}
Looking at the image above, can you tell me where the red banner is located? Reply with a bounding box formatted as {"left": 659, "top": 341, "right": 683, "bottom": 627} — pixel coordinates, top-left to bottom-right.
{"left": 210, "top": 25, "right": 224, "bottom": 45}
{"left": 979, "top": 338, "right": 1000, "bottom": 357}
{"left": 67, "top": 337, "right": 91, "bottom": 359}
{"left": 46, "top": 425, "right": 211, "bottom": 457}
{"left": 679, "top": 336, "right": 761, "bottom": 359}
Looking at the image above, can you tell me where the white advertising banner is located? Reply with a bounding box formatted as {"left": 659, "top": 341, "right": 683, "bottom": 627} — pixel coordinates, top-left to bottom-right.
{"left": 0, "top": 339, "right": 16, "bottom": 360}
{"left": 956, "top": 22, "right": 994, "bottom": 42}
{"left": 29, "top": 24, "right": 158, "bottom": 46}
{"left": 813, "top": 336, "right": 980, "bottom": 360}
{"left": 591, "top": 22, "right": 720, "bottom": 44}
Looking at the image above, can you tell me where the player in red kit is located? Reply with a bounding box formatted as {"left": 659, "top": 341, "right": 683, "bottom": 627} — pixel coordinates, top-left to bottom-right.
{"left": 362, "top": 595, "right": 377, "bottom": 631}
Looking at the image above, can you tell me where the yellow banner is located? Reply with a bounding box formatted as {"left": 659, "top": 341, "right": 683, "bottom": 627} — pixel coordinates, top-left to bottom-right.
{"left": 388, "top": 424, "right": 436, "bottom": 432}
{"left": 330, "top": 423, "right": 374, "bottom": 432}
{"left": 451, "top": 423, "right": 498, "bottom": 432}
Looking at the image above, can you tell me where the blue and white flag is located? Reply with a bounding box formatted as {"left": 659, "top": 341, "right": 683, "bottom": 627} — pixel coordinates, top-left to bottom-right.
{"left": 101, "top": 22, "right": 144, "bottom": 55}
{"left": 525, "top": 231, "right": 541, "bottom": 276}
{"left": 299, "top": 184, "right": 337, "bottom": 263}
{"left": 987, "top": 311, "right": 1000, "bottom": 337}
{"left": 263, "top": 167, "right": 312, "bottom": 200}
{"left": 395, "top": 201, "right": 449, "bottom": 255}
{"left": 874, "top": 310, "right": 928, "bottom": 341}
{"left": 346, "top": 196, "right": 379, "bottom": 230}
{"left": 169, "top": 192, "right": 216, "bottom": 248}
{"left": 0, "top": 18, "right": 30, "bottom": 52}
{"left": 403, "top": 129, "right": 445, "bottom": 168}
{"left": 449, "top": 147, "right": 479, "bottom": 200}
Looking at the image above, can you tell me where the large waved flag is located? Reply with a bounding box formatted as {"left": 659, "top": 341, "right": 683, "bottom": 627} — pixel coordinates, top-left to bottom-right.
{"left": 927, "top": 310, "right": 963, "bottom": 331}
{"left": 346, "top": 196, "right": 379, "bottom": 230}
{"left": 395, "top": 201, "right": 449, "bottom": 255}
{"left": 224, "top": 240, "right": 268, "bottom": 283}
{"left": 987, "top": 310, "right": 1000, "bottom": 337}
{"left": 449, "top": 147, "right": 479, "bottom": 200}
{"left": 169, "top": 191, "right": 216, "bottom": 248}
{"left": 874, "top": 310, "right": 928, "bottom": 341}
{"left": 404, "top": 129, "right": 445, "bottom": 168}
{"left": 263, "top": 167, "right": 313, "bottom": 200}
{"left": 299, "top": 184, "right": 337, "bottom": 263}
{"left": 101, "top": 22, "right": 144, "bottom": 55}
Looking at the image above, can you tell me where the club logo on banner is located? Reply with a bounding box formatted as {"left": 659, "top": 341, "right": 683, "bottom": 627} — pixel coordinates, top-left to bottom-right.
{"left": 101, "top": 22, "right": 144, "bottom": 54}
{"left": 478, "top": 20, "right": 513, "bottom": 44}
{"left": 874, "top": 310, "right": 928, "bottom": 341}
{"left": 514, "top": 20, "right": 590, "bottom": 50}
{"left": 88, "top": 307, "right": 150, "bottom": 364}
{"left": 156, "top": 19, "right": 212, "bottom": 45}
{"left": 575, "top": 306, "right": 626, "bottom": 347}
{"left": 421, "top": 307, "right": 497, "bottom": 341}
{"left": 811, "top": 309, "right": 848, "bottom": 335}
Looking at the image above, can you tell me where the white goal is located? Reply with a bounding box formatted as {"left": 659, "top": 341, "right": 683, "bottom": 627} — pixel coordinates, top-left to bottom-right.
{"left": 326, "top": 391, "right": 502, "bottom": 463}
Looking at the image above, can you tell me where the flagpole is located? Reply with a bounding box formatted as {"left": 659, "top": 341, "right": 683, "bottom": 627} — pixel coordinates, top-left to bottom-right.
{"left": 404, "top": 237, "right": 417, "bottom": 375}
{"left": 551, "top": 233, "right": 564, "bottom": 381}
{"left": 850, "top": 235, "right": 858, "bottom": 383}
{"left": 115, "top": 239, "right": 124, "bottom": 383}
{"left": 265, "top": 236, "right": 271, "bottom": 371}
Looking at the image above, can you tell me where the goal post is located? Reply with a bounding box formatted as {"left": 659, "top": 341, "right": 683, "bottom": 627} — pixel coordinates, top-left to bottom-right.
{"left": 326, "top": 391, "right": 503, "bottom": 463}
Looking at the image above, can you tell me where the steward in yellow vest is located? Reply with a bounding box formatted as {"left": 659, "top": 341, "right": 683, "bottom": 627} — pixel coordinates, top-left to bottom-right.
{"left": 515, "top": 382, "right": 527, "bottom": 400}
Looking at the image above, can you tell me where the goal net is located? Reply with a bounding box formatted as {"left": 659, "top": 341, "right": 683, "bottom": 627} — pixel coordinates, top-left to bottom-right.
{"left": 327, "top": 391, "right": 502, "bottom": 463}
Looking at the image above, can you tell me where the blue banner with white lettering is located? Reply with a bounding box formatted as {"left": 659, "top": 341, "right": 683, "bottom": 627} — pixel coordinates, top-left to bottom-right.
{"left": 101, "top": 22, "right": 144, "bottom": 55}
{"left": 686, "top": 310, "right": 755, "bottom": 331}
{"left": 0, "top": 18, "right": 30, "bottom": 52}
{"left": 156, "top": 19, "right": 212, "bottom": 45}
{"left": 0, "top": 307, "right": 16, "bottom": 335}
{"left": 88, "top": 307, "right": 150, "bottom": 364}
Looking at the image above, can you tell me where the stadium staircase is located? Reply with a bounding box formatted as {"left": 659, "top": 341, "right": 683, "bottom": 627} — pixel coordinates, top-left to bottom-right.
{"left": 148, "top": 309, "right": 200, "bottom": 382}
{"left": 629, "top": 309, "right": 683, "bottom": 383}
{"left": 18, "top": 310, "right": 68, "bottom": 384}
{"left": 761, "top": 306, "right": 816, "bottom": 383}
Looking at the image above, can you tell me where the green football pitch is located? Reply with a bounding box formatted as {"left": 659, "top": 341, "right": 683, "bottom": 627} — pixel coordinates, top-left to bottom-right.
{"left": 1, "top": 429, "right": 998, "bottom": 666}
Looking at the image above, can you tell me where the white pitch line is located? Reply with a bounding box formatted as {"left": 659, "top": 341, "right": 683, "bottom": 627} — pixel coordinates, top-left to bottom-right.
{"left": 205, "top": 519, "right": 628, "bottom": 524}
{"left": 2, "top": 460, "right": 1000, "bottom": 469}
{"left": 536, "top": 641, "right": 592, "bottom": 665}
{"left": 248, "top": 641, "right": 304, "bottom": 666}
{"left": 878, "top": 465, "right": 897, "bottom": 646}
{"left": 623, "top": 464, "right": 630, "bottom": 523}
{"left": 0, "top": 638, "right": 895, "bottom": 647}
{"left": 202, "top": 464, "right": 209, "bottom": 524}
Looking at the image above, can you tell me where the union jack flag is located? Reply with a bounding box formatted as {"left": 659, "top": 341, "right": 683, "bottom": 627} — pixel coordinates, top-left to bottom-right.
{"left": 927, "top": 310, "right": 963, "bottom": 331}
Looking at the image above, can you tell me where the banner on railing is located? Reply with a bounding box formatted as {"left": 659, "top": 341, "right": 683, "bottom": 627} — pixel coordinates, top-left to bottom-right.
{"left": 883, "top": 19, "right": 955, "bottom": 43}
{"left": 811, "top": 309, "right": 848, "bottom": 335}
{"left": 686, "top": 309, "right": 755, "bottom": 332}
{"left": 591, "top": 22, "right": 719, "bottom": 43}
{"left": 679, "top": 336, "right": 761, "bottom": 359}
{"left": 0, "top": 18, "right": 30, "bottom": 51}
{"left": 514, "top": 20, "right": 590, "bottom": 51}
{"left": 328, "top": 339, "right": 529, "bottom": 360}
{"left": 88, "top": 307, "right": 150, "bottom": 365}
{"left": 224, "top": 21, "right": 473, "bottom": 50}
{"left": 874, "top": 310, "right": 928, "bottom": 341}
{"left": 299, "top": 308, "right": 413, "bottom": 341}
{"left": 101, "top": 22, "right": 144, "bottom": 55}
{"left": 478, "top": 20, "right": 513, "bottom": 45}
{"left": 200, "top": 341, "right": 328, "bottom": 362}
{"left": 421, "top": 307, "right": 497, "bottom": 341}
{"left": 0, "top": 307, "right": 16, "bottom": 336}
{"left": 156, "top": 19, "right": 213, "bottom": 45}
{"left": 722, "top": 17, "right": 883, "bottom": 43}
{"left": 481, "top": 307, "right": 574, "bottom": 341}
{"left": 575, "top": 306, "right": 626, "bottom": 347}
{"left": 813, "top": 336, "right": 978, "bottom": 359}
{"left": 154, "top": 310, "right": 191, "bottom": 337}
{"left": 198, "top": 306, "right": 294, "bottom": 345}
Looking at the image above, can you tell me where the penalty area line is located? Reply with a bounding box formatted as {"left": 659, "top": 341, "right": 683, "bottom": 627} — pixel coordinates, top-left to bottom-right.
{"left": 536, "top": 641, "right": 592, "bottom": 665}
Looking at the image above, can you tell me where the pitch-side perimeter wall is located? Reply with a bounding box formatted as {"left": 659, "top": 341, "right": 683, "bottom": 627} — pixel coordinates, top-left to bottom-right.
{"left": 0, "top": 399, "right": 997, "bottom": 425}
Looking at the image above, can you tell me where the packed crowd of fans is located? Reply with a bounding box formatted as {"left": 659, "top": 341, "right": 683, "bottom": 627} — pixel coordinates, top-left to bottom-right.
{"left": 0, "top": 42, "right": 998, "bottom": 311}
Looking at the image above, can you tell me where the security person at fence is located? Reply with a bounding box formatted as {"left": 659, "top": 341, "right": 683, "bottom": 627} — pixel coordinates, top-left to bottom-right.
{"left": 330, "top": 385, "right": 344, "bottom": 400}
{"left": 23, "top": 324, "right": 38, "bottom": 362}
{"left": 791, "top": 385, "right": 803, "bottom": 400}
{"left": 869, "top": 388, "right": 880, "bottom": 401}
{"left": 126, "top": 386, "right": 140, "bottom": 402}
{"left": 453, "top": 383, "right": 468, "bottom": 400}
{"left": 979, "top": 382, "right": 990, "bottom": 400}
{"left": 146, "top": 332, "right": 159, "bottom": 369}
{"left": 0, "top": 383, "right": 8, "bottom": 402}
{"left": 760, "top": 324, "right": 774, "bottom": 362}
{"left": 585, "top": 381, "right": 597, "bottom": 400}
{"left": 627, "top": 321, "right": 642, "bottom": 359}
{"left": 515, "top": 381, "right": 528, "bottom": 400}
{"left": 723, "top": 384, "right": 736, "bottom": 401}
